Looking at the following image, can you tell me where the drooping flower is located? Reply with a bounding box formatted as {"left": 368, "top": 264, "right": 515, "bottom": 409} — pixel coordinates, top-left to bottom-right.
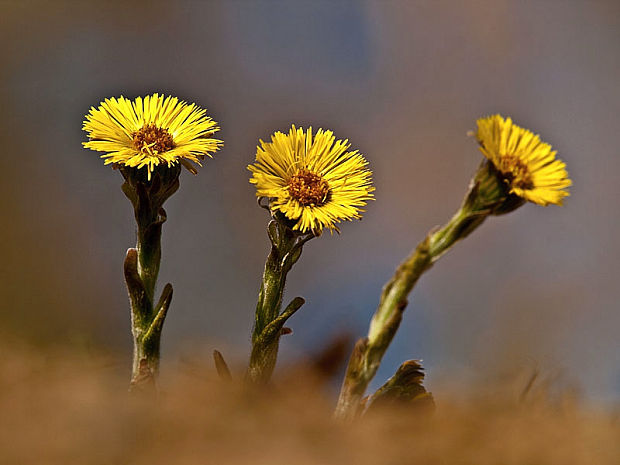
{"left": 83, "top": 94, "right": 222, "bottom": 179}
{"left": 474, "top": 114, "right": 571, "bottom": 206}
{"left": 248, "top": 125, "right": 374, "bottom": 233}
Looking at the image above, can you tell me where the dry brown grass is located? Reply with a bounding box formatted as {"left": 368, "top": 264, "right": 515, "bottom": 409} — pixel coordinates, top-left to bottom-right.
{"left": 1, "top": 341, "right": 618, "bottom": 465}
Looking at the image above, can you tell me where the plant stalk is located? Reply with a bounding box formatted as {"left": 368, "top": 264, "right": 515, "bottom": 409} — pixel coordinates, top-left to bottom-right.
{"left": 121, "top": 167, "right": 178, "bottom": 390}
{"left": 334, "top": 195, "right": 491, "bottom": 420}
{"left": 246, "top": 218, "right": 312, "bottom": 384}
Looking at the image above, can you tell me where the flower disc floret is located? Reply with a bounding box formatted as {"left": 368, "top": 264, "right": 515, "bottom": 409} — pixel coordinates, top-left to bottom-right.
{"left": 287, "top": 169, "right": 330, "bottom": 207}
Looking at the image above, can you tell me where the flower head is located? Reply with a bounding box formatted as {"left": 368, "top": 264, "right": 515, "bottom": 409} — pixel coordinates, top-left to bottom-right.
{"left": 248, "top": 125, "right": 374, "bottom": 233}
{"left": 474, "top": 114, "right": 571, "bottom": 206}
{"left": 83, "top": 94, "right": 222, "bottom": 179}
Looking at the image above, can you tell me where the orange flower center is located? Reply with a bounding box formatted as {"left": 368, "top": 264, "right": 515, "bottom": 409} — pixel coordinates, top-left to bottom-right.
{"left": 498, "top": 155, "right": 534, "bottom": 190}
{"left": 287, "top": 169, "right": 330, "bottom": 206}
{"left": 132, "top": 124, "right": 175, "bottom": 155}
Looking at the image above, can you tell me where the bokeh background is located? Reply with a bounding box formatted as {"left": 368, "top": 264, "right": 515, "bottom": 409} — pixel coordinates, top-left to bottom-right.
{"left": 1, "top": 0, "right": 618, "bottom": 403}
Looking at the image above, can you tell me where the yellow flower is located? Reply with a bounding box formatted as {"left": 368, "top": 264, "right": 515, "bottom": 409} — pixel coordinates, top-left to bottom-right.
{"left": 475, "top": 115, "right": 571, "bottom": 206}
{"left": 248, "top": 125, "right": 374, "bottom": 233}
{"left": 83, "top": 93, "right": 222, "bottom": 179}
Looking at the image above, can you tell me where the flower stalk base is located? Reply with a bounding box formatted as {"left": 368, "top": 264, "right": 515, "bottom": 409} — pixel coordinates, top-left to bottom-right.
{"left": 334, "top": 159, "right": 520, "bottom": 420}
{"left": 246, "top": 216, "right": 314, "bottom": 384}
{"left": 121, "top": 166, "right": 180, "bottom": 390}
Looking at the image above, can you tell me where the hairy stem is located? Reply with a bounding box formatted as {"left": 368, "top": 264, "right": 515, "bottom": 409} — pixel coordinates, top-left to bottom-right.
{"left": 335, "top": 201, "right": 487, "bottom": 420}
{"left": 121, "top": 167, "right": 179, "bottom": 390}
{"left": 246, "top": 219, "right": 311, "bottom": 384}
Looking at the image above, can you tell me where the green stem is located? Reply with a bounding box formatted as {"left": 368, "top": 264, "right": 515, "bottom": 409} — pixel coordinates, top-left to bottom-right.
{"left": 247, "top": 248, "right": 288, "bottom": 383}
{"left": 254, "top": 238, "right": 290, "bottom": 338}
{"left": 334, "top": 202, "right": 488, "bottom": 420}
{"left": 121, "top": 167, "right": 179, "bottom": 390}
{"left": 136, "top": 209, "right": 161, "bottom": 303}
{"left": 334, "top": 159, "right": 523, "bottom": 419}
{"left": 246, "top": 219, "right": 311, "bottom": 384}
{"left": 125, "top": 209, "right": 171, "bottom": 388}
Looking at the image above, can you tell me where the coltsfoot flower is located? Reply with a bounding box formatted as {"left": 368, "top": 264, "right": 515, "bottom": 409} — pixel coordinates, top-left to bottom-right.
{"left": 474, "top": 114, "right": 571, "bottom": 206}
{"left": 83, "top": 93, "right": 222, "bottom": 179}
{"left": 248, "top": 125, "right": 374, "bottom": 233}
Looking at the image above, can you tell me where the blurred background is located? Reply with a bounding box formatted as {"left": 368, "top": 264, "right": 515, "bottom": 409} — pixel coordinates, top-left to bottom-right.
{"left": 1, "top": 0, "right": 618, "bottom": 404}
